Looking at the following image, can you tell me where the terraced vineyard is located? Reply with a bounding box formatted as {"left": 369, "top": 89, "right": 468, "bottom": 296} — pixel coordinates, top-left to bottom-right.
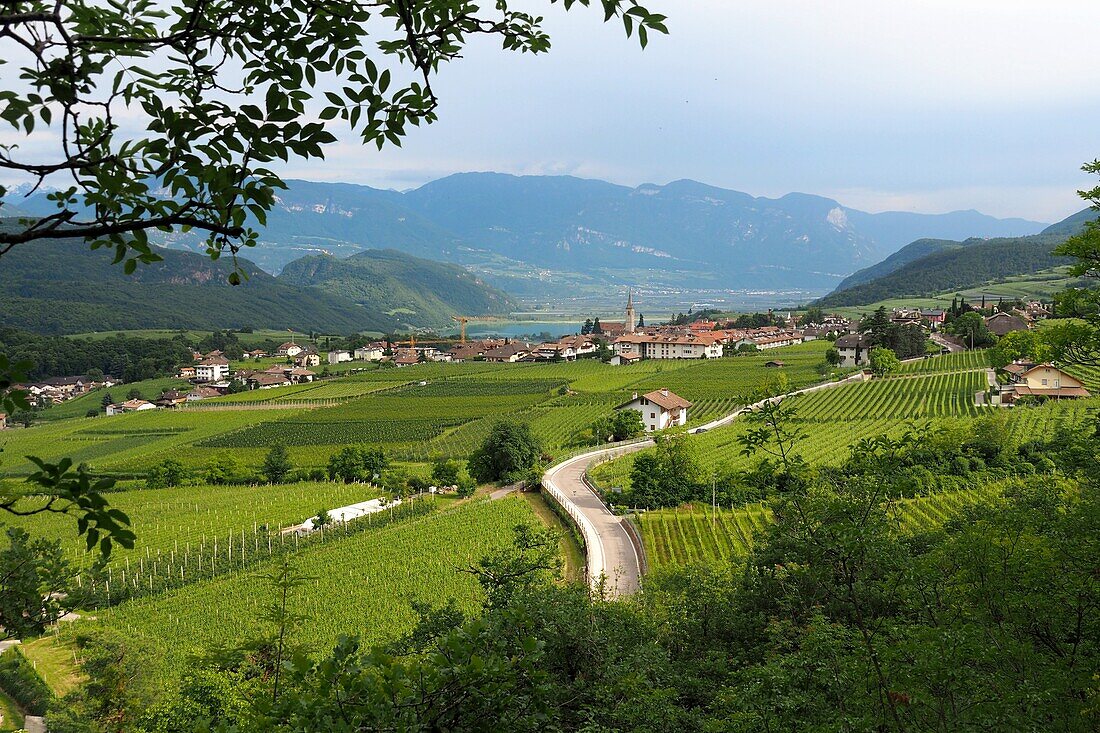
{"left": 94, "top": 496, "right": 539, "bottom": 668}
{"left": 636, "top": 483, "right": 1006, "bottom": 573}
{"left": 794, "top": 371, "right": 986, "bottom": 420}
{"left": 896, "top": 350, "right": 990, "bottom": 373}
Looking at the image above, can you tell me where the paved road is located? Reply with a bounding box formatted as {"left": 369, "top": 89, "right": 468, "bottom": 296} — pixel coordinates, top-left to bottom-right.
{"left": 931, "top": 332, "right": 965, "bottom": 353}
{"left": 544, "top": 371, "right": 871, "bottom": 598}
{"left": 542, "top": 442, "right": 652, "bottom": 597}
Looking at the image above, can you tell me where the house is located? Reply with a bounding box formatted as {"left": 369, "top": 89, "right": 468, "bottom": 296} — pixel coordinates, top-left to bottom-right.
{"left": 327, "top": 350, "right": 354, "bottom": 365}
{"left": 245, "top": 349, "right": 268, "bottom": 359}
{"left": 834, "top": 334, "right": 873, "bottom": 367}
{"left": 105, "top": 399, "right": 156, "bottom": 416}
{"left": 288, "top": 368, "right": 316, "bottom": 383}
{"left": 616, "top": 388, "right": 692, "bottom": 432}
{"left": 0, "top": 413, "right": 6, "bottom": 430}
{"left": 195, "top": 356, "right": 230, "bottom": 382}
{"left": 534, "top": 342, "right": 576, "bottom": 361}
{"left": 275, "top": 341, "right": 303, "bottom": 357}
{"left": 610, "top": 352, "right": 643, "bottom": 366}
{"left": 764, "top": 360, "right": 786, "bottom": 368}
{"left": 393, "top": 352, "right": 421, "bottom": 367}
{"left": 295, "top": 351, "right": 321, "bottom": 368}
{"left": 612, "top": 332, "right": 723, "bottom": 359}
{"left": 985, "top": 312, "right": 1029, "bottom": 337}
{"left": 186, "top": 386, "right": 223, "bottom": 401}
{"left": 1000, "top": 364, "right": 1089, "bottom": 402}
{"left": 177, "top": 365, "right": 196, "bottom": 379}
{"left": 248, "top": 372, "right": 293, "bottom": 389}
{"left": 920, "top": 309, "right": 946, "bottom": 327}
{"left": 154, "top": 390, "right": 188, "bottom": 409}
{"left": 354, "top": 344, "right": 386, "bottom": 362}
{"left": 483, "top": 343, "right": 532, "bottom": 363}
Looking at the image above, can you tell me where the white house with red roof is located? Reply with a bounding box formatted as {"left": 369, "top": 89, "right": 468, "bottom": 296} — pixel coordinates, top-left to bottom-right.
{"left": 616, "top": 388, "right": 692, "bottom": 432}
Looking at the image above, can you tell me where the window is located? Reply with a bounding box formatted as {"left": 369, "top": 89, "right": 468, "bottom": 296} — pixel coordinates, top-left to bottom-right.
{"left": 651, "top": 412, "right": 656, "bottom": 418}
{"left": 1042, "top": 378, "right": 1048, "bottom": 386}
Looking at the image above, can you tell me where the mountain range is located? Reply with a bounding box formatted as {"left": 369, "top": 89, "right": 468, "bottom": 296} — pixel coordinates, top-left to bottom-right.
{"left": 4, "top": 174, "right": 1049, "bottom": 294}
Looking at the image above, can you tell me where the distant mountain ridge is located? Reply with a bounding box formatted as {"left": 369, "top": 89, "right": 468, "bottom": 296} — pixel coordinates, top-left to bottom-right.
{"left": 817, "top": 207, "right": 1095, "bottom": 306}
{"left": 5, "top": 173, "right": 1047, "bottom": 292}
{"left": 0, "top": 231, "right": 515, "bottom": 335}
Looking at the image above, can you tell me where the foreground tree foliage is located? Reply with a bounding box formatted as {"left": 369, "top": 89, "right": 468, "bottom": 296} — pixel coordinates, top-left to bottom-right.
{"left": 0, "top": 0, "right": 666, "bottom": 273}
{"left": 52, "top": 440, "right": 1097, "bottom": 731}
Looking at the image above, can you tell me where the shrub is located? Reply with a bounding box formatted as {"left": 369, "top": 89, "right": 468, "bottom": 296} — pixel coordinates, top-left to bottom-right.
{"left": 0, "top": 648, "right": 52, "bottom": 715}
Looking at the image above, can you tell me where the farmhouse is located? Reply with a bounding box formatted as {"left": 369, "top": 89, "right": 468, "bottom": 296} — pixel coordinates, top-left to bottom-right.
{"left": 327, "top": 350, "right": 354, "bottom": 365}
{"left": 985, "top": 312, "right": 1029, "bottom": 337}
{"left": 764, "top": 360, "right": 786, "bottom": 368}
{"left": 177, "top": 365, "right": 196, "bottom": 379}
{"left": 483, "top": 343, "right": 532, "bottom": 363}
{"left": 617, "top": 388, "right": 692, "bottom": 432}
{"left": 277, "top": 338, "right": 303, "bottom": 356}
{"left": 244, "top": 349, "right": 268, "bottom": 359}
{"left": 533, "top": 342, "right": 576, "bottom": 361}
{"left": 835, "top": 334, "right": 873, "bottom": 367}
{"left": 248, "top": 373, "right": 293, "bottom": 389}
{"left": 186, "top": 386, "right": 223, "bottom": 401}
{"left": 610, "top": 352, "right": 643, "bottom": 365}
{"left": 195, "top": 356, "right": 230, "bottom": 382}
{"left": 154, "top": 390, "right": 188, "bottom": 408}
{"left": 295, "top": 350, "right": 322, "bottom": 368}
{"left": 105, "top": 399, "right": 156, "bottom": 416}
{"left": 999, "top": 364, "right": 1090, "bottom": 402}
{"left": 354, "top": 344, "right": 386, "bottom": 361}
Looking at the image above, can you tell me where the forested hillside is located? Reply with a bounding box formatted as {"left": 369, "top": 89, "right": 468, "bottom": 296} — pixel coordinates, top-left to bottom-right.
{"left": 0, "top": 237, "right": 516, "bottom": 335}
{"left": 0, "top": 238, "right": 387, "bottom": 335}
{"left": 278, "top": 248, "right": 518, "bottom": 323}
{"left": 814, "top": 234, "right": 1071, "bottom": 307}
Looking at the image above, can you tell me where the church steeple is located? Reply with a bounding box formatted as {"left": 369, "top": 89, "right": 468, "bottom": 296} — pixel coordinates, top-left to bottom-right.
{"left": 625, "top": 289, "right": 636, "bottom": 334}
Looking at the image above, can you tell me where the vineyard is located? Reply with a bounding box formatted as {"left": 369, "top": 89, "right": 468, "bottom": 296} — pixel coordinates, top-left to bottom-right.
{"left": 896, "top": 350, "right": 990, "bottom": 374}
{"left": 93, "top": 496, "right": 540, "bottom": 669}
{"left": 792, "top": 370, "right": 986, "bottom": 420}
{"left": 636, "top": 482, "right": 1007, "bottom": 574}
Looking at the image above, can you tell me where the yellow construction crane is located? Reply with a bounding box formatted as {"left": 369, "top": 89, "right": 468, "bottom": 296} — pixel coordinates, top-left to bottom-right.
{"left": 451, "top": 316, "right": 470, "bottom": 344}
{"left": 389, "top": 334, "right": 416, "bottom": 349}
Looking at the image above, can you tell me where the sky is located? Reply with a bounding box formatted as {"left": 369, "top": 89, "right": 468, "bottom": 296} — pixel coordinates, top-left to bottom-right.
{"left": 276, "top": 0, "right": 1100, "bottom": 223}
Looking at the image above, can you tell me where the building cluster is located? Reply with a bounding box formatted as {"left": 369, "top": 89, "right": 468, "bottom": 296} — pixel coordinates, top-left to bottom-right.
{"left": 17, "top": 375, "right": 118, "bottom": 405}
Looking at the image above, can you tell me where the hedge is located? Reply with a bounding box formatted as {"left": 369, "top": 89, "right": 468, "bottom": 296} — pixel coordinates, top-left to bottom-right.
{"left": 0, "top": 647, "right": 52, "bottom": 716}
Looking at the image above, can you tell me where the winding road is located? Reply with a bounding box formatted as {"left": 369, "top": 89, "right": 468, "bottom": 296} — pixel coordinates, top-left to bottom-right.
{"left": 542, "top": 371, "right": 870, "bottom": 598}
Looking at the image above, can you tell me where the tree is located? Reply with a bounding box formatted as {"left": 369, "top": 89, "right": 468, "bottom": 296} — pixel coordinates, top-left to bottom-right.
{"left": 0, "top": 527, "right": 73, "bottom": 640}
{"left": 581, "top": 318, "right": 594, "bottom": 335}
{"left": 127, "top": 387, "right": 143, "bottom": 400}
{"left": 592, "top": 318, "right": 603, "bottom": 335}
{"left": 0, "top": 0, "right": 666, "bottom": 277}
{"left": 825, "top": 347, "right": 841, "bottom": 366}
{"left": 989, "top": 329, "right": 1051, "bottom": 369}
{"left": 204, "top": 454, "right": 240, "bottom": 485}
{"left": 147, "top": 458, "right": 188, "bottom": 489}
{"left": 609, "top": 409, "right": 645, "bottom": 441}
{"left": 431, "top": 459, "right": 462, "bottom": 487}
{"left": 468, "top": 421, "right": 542, "bottom": 485}
{"left": 799, "top": 306, "right": 824, "bottom": 327}
{"left": 262, "top": 444, "right": 293, "bottom": 484}
{"left": 637, "top": 314, "right": 645, "bottom": 328}
{"left": 868, "top": 346, "right": 900, "bottom": 377}
{"left": 1049, "top": 160, "right": 1100, "bottom": 364}
{"left": 100, "top": 391, "right": 114, "bottom": 410}
{"left": 948, "top": 311, "right": 994, "bottom": 348}
{"left": 327, "top": 445, "right": 388, "bottom": 484}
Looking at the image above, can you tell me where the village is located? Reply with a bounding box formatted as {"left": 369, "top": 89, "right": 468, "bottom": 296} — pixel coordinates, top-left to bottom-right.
{"left": 0, "top": 290, "right": 1083, "bottom": 432}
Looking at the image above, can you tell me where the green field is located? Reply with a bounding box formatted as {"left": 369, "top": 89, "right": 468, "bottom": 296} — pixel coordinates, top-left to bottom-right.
{"left": 2, "top": 342, "right": 840, "bottom": 478}
{"left": 92, "top": 496, "right": 539, "bottom": 667}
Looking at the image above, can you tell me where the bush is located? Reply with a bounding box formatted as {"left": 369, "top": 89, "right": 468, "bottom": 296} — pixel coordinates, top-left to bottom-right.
{"left": 467, "top": 420, "right": 542, "bottom": 484}
{"left": 0, "top": 648, "right": 52, "bottom": 715}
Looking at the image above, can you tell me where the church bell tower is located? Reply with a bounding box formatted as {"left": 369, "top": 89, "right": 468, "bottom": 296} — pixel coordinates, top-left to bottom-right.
{"left": 625, "top": 289, "right": 636, "bottom": 334}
